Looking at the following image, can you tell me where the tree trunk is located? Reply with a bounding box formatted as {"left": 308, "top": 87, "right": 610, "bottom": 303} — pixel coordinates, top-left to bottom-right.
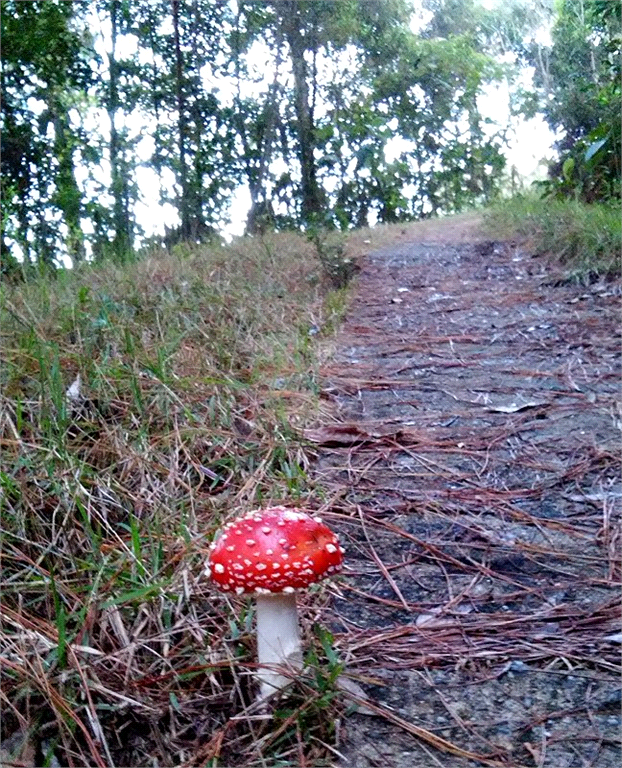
{"left": 277, "top": 0, "right": 324, "bottom": 225}
{"left": 108, "top": 0, "right": 132, "bottom": 259}
{"left": 172, "top": 0, "right": 191, "bottom": 240}
{"left": 53, "top": 108, "right": 85, "bottom": 264}
{"left": 187, "top": 0, "right": 210, "bottom": 241}
{"left": 234, "top": 12, "right": 283, "bottom": 234}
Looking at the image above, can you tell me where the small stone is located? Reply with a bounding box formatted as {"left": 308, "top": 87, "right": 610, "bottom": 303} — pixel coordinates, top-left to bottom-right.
{"left": 508, "top": 660, "right": 530, "bottom": 674}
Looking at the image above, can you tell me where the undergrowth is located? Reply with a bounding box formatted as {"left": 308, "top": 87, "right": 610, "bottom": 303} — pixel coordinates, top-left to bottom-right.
{"left": 485, "top": 195, "right": 621, "bottom": 280}
{"left": 308, "top": 229, "right": 360, "bottom": 289}
{"left": 0, "top": 232, "right": 349, "bottom": 767}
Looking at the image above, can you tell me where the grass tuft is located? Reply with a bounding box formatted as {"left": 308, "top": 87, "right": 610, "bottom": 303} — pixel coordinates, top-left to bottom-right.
{"left": 484, "top": 195, "right": 621, "bottom": 280}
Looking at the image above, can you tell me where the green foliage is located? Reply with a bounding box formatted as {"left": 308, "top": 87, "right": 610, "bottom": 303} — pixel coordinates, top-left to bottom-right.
{"left": 528, "top": 0, "right": 621, "bottom": 202}
{"left": 1, "top": 0, "right": 514, "bottom": 265}
{"left": 316, "top": 2, "right": 507, "bottom": 224}
{"left": 1, "top": 0, "right": 93, "bottom": 266}
{"left": 308, "top": 228, "right": 359, "bottom": 289}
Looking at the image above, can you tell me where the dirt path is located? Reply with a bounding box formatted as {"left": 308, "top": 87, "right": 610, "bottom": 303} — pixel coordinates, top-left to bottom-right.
{"left": 310, "top": 220, "right": 621, "bottom": 767}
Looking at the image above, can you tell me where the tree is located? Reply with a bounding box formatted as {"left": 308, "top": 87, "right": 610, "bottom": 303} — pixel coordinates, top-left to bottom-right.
{"left": 230, "top": 4, "right": 285, "bottom": 234}
{"left": 141, "top": 0, "right": 233, "bottom": 243}
{"left": 232, "top": 0, "right": 507, "bottom": 230}
{"left": 323, "top": 0, "right": 507, "bottom": 220}
{"left": 274, "top": 1, "right": 327, "bottom": 224}
{"left": 1, "top": 0, "right": 524, "bottom": 266}
{"left": 106, "top": 0, "right": 135, "bottom": 259}
{"left": 529, "top": 0, "right": 621, "bottom": 201}
{"left": 1, "top": 0, "right": 93, "bottom": 267}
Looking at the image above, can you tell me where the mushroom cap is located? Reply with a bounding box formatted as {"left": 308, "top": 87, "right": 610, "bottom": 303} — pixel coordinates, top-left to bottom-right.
{"left": 206, "top": 506, "right": 344, "bottom": 595}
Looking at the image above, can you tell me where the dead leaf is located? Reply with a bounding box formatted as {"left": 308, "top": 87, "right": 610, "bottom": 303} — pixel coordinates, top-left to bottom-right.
{"left": 65, "top": 374, "right": 82, "bottom": 402}
{"left": 304, "top": 424, "right": 424, "bottom": 447}
{"left": 335, "top": 676, "right": 377, "bottom": 716}
{"left": 487, "top": 400, "right": 548, "bottom": 413}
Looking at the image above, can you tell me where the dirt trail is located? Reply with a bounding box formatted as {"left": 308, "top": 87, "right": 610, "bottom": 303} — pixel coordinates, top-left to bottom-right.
{"left": 310, "top": 220, "right": 621, "bottom": 767}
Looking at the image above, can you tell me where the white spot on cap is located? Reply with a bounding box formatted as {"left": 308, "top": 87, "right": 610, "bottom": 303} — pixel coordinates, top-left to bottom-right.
{"left": 214, "top": 563, "right": 225, "bottom": 574}
{"left": 235, "top": 587, "right": 245, "bottom": 595}
{"left": 326, "top": 543, "right": 337, "bottom": 554}
{"left": 256, "top": 563, "right": 267, "bottom": 571}
{"left": 262, "top": 527, "right": 272, "bottom": 534}
{"left": 246, "top": 539, "right": 256, "bottom": 546}
{"left": 272, "top": 563, "right": 281, "bottom": 569}
{"left": 283, "top": 586, "right": 295, "bottom": 593}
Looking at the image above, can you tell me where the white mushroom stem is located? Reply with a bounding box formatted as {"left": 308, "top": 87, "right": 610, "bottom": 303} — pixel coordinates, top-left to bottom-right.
{"left": 256, "top": 592, "right": 303, "bottom": 699}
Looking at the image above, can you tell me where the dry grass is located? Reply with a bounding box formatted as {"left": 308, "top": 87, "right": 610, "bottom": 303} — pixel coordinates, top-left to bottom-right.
{"left": 0, "top": 231, "right": 351, "bottom": 767}
{"left": 343, "top": 211, "right": 487, "bottom": 256}
{"left": 484, "top": 196, "right": 621, "bottom": 280}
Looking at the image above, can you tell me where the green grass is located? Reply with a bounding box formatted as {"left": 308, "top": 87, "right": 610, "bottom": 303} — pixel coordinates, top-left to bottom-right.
{"left": 0, "top": 232, "right": 349, "bottom": 767}
{"left": 484, "top": 194, "right": 621, "bottom": 280}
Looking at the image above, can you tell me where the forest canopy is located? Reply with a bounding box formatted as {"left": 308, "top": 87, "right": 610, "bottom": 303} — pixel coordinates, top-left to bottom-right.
{"left": 1, "top": 0, "right": 619, "bottom": 269}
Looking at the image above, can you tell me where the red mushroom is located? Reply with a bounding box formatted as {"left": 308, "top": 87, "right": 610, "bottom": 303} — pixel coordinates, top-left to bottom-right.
{"left": 206, "top": 506, "right": 344, "bottom": 699}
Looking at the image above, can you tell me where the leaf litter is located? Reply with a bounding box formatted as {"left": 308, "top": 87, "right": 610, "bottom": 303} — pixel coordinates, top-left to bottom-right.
{"left": 310, "top": 227, "right": 621, "bottom": 767}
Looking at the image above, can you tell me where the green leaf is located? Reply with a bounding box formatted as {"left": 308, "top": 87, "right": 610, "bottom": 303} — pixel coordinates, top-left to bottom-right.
{"left": 49, "top": 570, "right": 67, "bottom": 669}
{"left": 129, "top": 514, "right": 147, "bottom": 578}
{"left": 585, "top": 136, "right": 609, "bottom": 162}
{"left": 562, "top": 157, "right": 575, "bottom": 181}
{"left": 102, "top": 583, "right": 165, "bottom": 608}
{"left": 169, "top": 692, "right": 181, "bottom": 712}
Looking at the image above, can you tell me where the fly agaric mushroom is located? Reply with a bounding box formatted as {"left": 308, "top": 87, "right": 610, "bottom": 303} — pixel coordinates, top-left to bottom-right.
{"left": 206, "top": 506, "right": 344, "bottom": 699}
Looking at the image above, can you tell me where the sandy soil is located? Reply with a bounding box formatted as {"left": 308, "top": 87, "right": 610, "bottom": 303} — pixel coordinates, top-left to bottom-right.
{"left": 309, "top": 217, "right": 621, "bottom": 767}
